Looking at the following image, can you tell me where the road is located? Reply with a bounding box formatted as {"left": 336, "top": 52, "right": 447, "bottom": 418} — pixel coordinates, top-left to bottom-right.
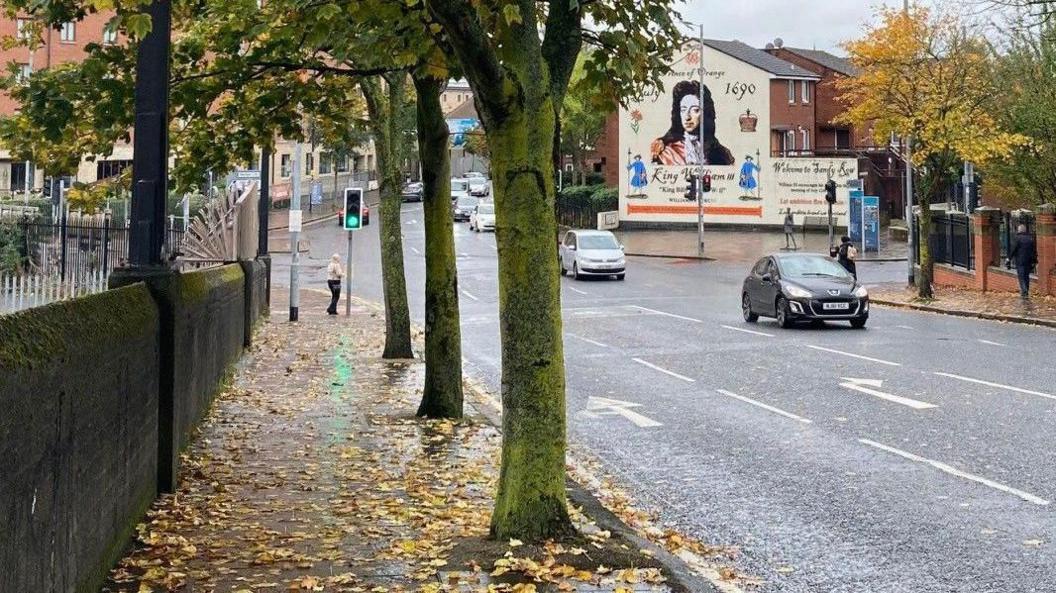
{"left": 272, "top": 203, "right": 1056, "bottom": 593}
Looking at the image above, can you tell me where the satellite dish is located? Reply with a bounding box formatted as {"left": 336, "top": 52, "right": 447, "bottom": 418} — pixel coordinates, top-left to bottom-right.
{"left": 774, "top": 37, "right": 784, "bottom": 48}
{"left": 765, "top": 43, "right": 775, "bottom": 50}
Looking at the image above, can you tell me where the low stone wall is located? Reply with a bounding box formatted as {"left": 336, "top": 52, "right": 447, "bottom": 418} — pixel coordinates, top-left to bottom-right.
{"left": 241, "top": 259, "right": 270, "bottom": 346}
{"left": 0, "top": 284, "right": 160, "bottom": 593}
{"left": 932, "top": 263, "right": 975, "bottom": 289}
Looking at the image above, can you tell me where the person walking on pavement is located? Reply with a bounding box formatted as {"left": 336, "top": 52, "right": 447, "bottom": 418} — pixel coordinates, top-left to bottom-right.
{"left": 326, "top": 253, "right": 343, "bottom": 315}
{"left": 837, "top": 236, "right": 858, "bottom": 279}
{"left": 783, "top": 208, "right": 798, "bottom": 250}
{"left": 1007, "top": 224, "right": 1037, "bottom": 299}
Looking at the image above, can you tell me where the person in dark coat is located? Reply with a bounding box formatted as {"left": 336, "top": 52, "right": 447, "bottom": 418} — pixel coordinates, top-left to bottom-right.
{"left": 1007, "top": 224, "right": 1038, "bottom": 299}
{"left": 837, "top": 236, "right": 857, "bottom": 279}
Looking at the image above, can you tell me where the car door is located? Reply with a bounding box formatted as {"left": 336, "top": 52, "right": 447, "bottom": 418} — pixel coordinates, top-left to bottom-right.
{"left": 761, "top": 258, "right": 781, "bottom": 314}
{"left": 747, "top": 257, "right": 769, "bottom": 311}
{"left": 562, "top": 232, "right": 577, "bottom": 270}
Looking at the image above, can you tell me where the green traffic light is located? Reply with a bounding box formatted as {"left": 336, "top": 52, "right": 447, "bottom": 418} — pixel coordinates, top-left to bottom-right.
{"left": 345, "top": 214, "right": 360, "bottom": 229}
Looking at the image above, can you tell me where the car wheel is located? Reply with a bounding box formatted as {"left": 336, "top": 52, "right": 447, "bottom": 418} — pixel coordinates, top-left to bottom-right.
{"left": 572, "top": 262, "right": 580, "bottom": 280}
{"left": 615, "top": 273, "right": 625, "bottom": 281}
{"left": 775, "top": 297, "right": 793, "bottom": 328}
{"left": 742, "top": 293, "right": 758, "bottom": 323}
{"left": 850, "top": 317, "right": 868, "bottom": 329}
{"left": 559, "top": 256, "right": 567, "bottom": 276}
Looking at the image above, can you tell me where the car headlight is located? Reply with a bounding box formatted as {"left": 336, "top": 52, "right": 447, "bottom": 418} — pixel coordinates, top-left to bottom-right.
{"left": 853, "top": 285, "right": 868, "bottom": 298}
{"left": 783, "top": 284, "right": 812, "bottom": 299}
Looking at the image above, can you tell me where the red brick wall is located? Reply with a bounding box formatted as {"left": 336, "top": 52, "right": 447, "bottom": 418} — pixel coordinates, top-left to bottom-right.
{"left": 769, "top": 79, "right": 815, "bottom": 152}
{"left": 933, "top": 264, "right": 975, "bottom": 289}
{"left": 594, "top": 110, "right": 619, "bottom": 187}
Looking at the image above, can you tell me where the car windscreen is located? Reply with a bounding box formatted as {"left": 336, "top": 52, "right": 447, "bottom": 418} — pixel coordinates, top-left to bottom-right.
{"left": 577, "top": 234, "right": 619, "bottom": 250}
{"left": 456, "top": 197, "right": 478, "bottom": 208}
{"left": 477, "top": 204, "right": 495, "bottom": 215}
{"left": 778, "top": 256, "right": 851, "bottom": 279}
{"left": 451, "top": 180, "right": 469, "bottom": 191}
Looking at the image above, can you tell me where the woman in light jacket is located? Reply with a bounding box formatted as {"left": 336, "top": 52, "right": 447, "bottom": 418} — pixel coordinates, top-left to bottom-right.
{"left": 326, "top": 253, "right": 343, "bottom": 315}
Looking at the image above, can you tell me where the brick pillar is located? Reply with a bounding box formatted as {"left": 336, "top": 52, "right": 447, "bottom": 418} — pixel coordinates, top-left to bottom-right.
{"left": 972, "top": 207, "right": 1001, "bottom": 292}
{"left": 1037, "top": 203, "right": 1056, "bottom": 296}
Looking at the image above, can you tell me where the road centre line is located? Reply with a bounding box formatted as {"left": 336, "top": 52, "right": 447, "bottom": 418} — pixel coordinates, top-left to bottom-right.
{"left": 716, "top": 389, "right": 811, "bottom": 424}
{"left": 565, "top": 333, "right": 609, "bottom": 348}
{"left": 460, "top": 290, "right": 479, "bottom": 302}
{"left": 806, "top": 345, "right": 901, "bottom": 367}
{"left": 859, "top": 438, "right": 1050, "bottom": 506}
{"left": 977, "top": 339, "right": 1006, "bottom": 347}
{"left": 721, "top": 325, "right": 774, "bottom": 338}
{"left": 567, "top": 286, "right": 590, "bottom": 296}
{"left": 934, "top": 372, "right": 1056, "bottom": 401}
{"left": 410, "top": 247, "right": 421, "bottom": 255}
{"left": 628, "top": 305, "right": 703, "bottom": 323}
{"left": 631, "top": 358, "right": 695, "bottom": 383}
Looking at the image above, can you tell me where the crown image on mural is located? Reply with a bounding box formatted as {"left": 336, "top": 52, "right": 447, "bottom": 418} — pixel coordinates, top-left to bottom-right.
{"left": 739, "top": 109, "right": 758, "bottom": 133}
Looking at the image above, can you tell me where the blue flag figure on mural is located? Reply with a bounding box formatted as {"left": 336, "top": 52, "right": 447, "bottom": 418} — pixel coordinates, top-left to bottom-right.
{"left": 738, "top": 155, "right": 761, "bottom": 200}
{"left": 627, "top": 154, "right": 648, "bottom": 197}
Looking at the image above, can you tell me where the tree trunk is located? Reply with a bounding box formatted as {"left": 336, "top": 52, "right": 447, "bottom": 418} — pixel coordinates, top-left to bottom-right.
{"left": 414, "top": 75, "right": 463, "bottom": 418}
{"left": 487, "top": 99, "right": 571, "bottom": 541}
{"left": 362, "top": 77, "right": 414, "bottom": 359}
{"left": 916, "top": 197, "right": 934, "bottom": 299}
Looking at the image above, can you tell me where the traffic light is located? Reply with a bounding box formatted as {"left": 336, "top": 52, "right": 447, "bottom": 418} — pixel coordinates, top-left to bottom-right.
{"left": 343, "top": 188, "right": 364, "bottom": 230}
{"left": 701, "top": 173, "right": 712, "bottom": 193}
{"left": 824, "top": 179, "right": 837, "bottom": 204}
{"left": 685, "top": 174, "right": 698, "bottom": 201}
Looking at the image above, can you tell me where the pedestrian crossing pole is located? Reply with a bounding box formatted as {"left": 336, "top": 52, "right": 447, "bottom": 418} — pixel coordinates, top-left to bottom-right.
{"left": 345, "top": 229, "right": 353, "bottom": 316}
{"left": 697, "top": 23, "right": 706, "bottom": 258}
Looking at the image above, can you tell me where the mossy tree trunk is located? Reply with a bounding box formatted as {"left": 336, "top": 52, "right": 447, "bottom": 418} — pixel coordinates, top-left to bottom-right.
{"left": 915, "top": 152, "right": 957, "bottom": 300}
{"left": 413, "top": 74, "right": 463, "bottom": 418}
{"left": 362, "top": 75, "right": 414, "bottom": 359}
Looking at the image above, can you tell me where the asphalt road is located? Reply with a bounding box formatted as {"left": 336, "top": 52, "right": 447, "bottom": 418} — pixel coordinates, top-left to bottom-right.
{"left": 272, "top": 203, "right": 1056, "bottom": 593}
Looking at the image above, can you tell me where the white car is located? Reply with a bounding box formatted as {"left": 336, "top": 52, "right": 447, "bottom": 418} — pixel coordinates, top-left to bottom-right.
{"left": 469, "top": 202, "right": 495, "bottom": 232}
{"left": 451, "top": 178, "right": 471, "bottom": 204}
{"left": 559, "top": 229, "right": 626, "bottom": 280}
{"left": 465, "top": 172, "right": 489, "bottom": 197}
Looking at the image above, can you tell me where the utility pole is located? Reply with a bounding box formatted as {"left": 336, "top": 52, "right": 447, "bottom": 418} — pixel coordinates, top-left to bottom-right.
{"left": 289, "top": 141, "right": 302, "bottom": 321}
{"left": 697, "top": 23, "right": 706, "bottom": 258}
{"left": 903, "top": 0, "right": 915, "bottom": 286}
{"left": 24, "top": 40, "right": 34, "bottom": 204}
{"left": 258, "top": 148, "right": 270, "bottom": 257}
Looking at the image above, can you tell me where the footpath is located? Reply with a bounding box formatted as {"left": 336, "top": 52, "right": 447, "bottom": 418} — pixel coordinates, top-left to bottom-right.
{"left": 101, "top": 289, "right": 741, "bottom": 593}
{"left": 871, "top": 284, "right": 1056, "bottom": 329}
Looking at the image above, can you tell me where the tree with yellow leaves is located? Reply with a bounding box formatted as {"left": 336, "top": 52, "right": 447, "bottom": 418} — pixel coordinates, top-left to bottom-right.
{"left": 837, "top": 6, "right": 1027, "bottom": 298}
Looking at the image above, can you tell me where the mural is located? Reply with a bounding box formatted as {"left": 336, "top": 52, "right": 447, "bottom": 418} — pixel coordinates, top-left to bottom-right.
{"left": 619, "top": 42, "right": 858, "bottom": 226}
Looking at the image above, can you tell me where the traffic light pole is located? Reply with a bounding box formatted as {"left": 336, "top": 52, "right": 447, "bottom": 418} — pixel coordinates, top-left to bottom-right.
{"left": 289, "top": 141, "right": 302, "bottom": 321}
{"left": 697, "top": 176, "right": 704, "bottom": 258}
{"left": 697, "top": 23, "right": 706, "bottom": 259}
{"left": 827, "top": 200, "right": 834, "bottom": 250}
{"left": 344, "top": 230, "right": 353, "bottom": 316}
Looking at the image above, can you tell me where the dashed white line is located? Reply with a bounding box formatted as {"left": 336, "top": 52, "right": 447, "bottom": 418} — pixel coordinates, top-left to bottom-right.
{"left": 565, "top": 333, "right": 609, "bottom": 348}
{"left": 631, "top": 358, "right": 695, "bottom": 383}
{"left": 410, "top": 247, "right": 421, "bottom": 255}
{"left": 806, "top": 345, "right": 901, "bottom": 367}
{"left": 716, "top": 389, "right": 811, "bottom": 424}
{"left": 459, "top": 252, "right": 470, "bottom": 257}
{"left": 977, "top": 339, "right": 1006, "bottom": 347}
{"left": 629, "top": 305, "right": 702, "bottom": 323}
{"left": 934, "top": 372, "right": 1056, "bottom": 401}
{"left": 460, "top": 290, "right": 479, "bottom": 302}
{"left": 721, "top": 325, "right": 775, "bottom": 338}
{"left": 896, "top": 325, "right": 915, "bottom": 330}
{"left": 567, "top": 286, "right": 589, "bottom": 296}
{"left": 859, "top": 439, "right": 1050, "bottom": 506}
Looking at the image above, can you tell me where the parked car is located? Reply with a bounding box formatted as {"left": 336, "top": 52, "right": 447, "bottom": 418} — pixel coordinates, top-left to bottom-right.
{"left": 451, "top": 178, "right": 471, "bottom": 205}
{"left": 465, "top": 172, "right": 489, "bottom": 197}
{"left": 401, "top": 181, "right": 424, "bottom": 202}
{"left": 336, "top": 204, "right": 370, "bottom": 226}
{"left": 469, "top": 202, "right": 495, "bottom": 232}
{"left": 558, "top": 229, "right": 626, "bottom": 280}
{"left": 453, "top": 196, "right": 479, "bottom": 222}
{"left": 741, "top": 253, "right": 869, "bottom": 329}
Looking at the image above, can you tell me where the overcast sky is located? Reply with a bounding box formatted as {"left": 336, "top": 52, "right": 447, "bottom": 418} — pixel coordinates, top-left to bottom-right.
{"left": 681, "top": 0, "right": 910, "bottom": 54}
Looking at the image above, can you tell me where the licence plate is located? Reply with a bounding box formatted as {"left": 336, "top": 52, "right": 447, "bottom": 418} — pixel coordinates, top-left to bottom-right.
{"left": 823, "top": 302, "right": 850, "bottom": 310}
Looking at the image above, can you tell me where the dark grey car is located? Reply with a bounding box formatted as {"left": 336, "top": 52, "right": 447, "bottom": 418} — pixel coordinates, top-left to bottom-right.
{"left": 742, "top": 253, "right": 869, "bottom": 328}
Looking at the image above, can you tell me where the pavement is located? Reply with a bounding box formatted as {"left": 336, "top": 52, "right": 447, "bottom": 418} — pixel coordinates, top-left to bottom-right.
{"left": 269, "top": 204, "right": 1056, "bottom": 593}
{"left": 871, "top": 284, "right": 1056, "bottom": 328}
{"left": 613, "top": 227, "right": 908, "bottom": 262}
{"left": 101, "top": 288, "right": 701, "bottom": 593}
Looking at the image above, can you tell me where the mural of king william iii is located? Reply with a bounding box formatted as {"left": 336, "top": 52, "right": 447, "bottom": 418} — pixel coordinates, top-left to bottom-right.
{"left": 650, "top": 80, "right": 734, "bottom": 166}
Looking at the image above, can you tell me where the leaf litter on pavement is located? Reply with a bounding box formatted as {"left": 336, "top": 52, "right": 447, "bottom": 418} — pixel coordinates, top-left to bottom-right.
{"left": 101, "top": 291, "right": 747, "bottom": 593}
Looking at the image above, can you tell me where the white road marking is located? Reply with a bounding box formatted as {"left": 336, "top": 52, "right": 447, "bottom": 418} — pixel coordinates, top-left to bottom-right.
{"left": 806, "top": 345, "right": 901, "bottom": 366}
{"left": 934, "top": 372, "right": 1056, "bottom": 401}
{"left": 859, "top": 438, "right": 1050, "bottom": 506}
{"left": 897, "top": 325, "right": 915, "bottom": 330}
{"left": 565, "top": 333, "right": 609, "bottom": 348}
{"left": 405, "top": 219, "right": 418, "bottom": 225}
{"left": 459, "top": 252, "right": 470, "bottom": 257}
{"left": 716, "top": 389, "right": 811, "bottom": 424}
{"left": 629, "top": 305, "right": 702, "bottom": 323}
{"left": 631, "top": 358, "right": 695, "bottom": 383}
{"left": 721, "top": 325, "right": 774, "bottom": 338}
{"left": 410, "top": 247, "right": 421, "bottom": 255}
{"left": 460, "top": 290, "right": 479, "bottom": 302}
{"left": 585, "top": 396, "right": 662, "bottom": 428}
{"left": 977, "top": 339, "right": 1006, "bottom": 347}
{"left": 567, "top": 286, "right": 589, "bottom": 295}
{"left": 839, "top": 377, "right": 937, "bottom": 410}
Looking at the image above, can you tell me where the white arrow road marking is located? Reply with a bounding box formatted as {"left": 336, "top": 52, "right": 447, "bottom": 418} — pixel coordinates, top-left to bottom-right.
{"left": 977, "top": 339, "right": 1005, "bottom": 347}
{"left": 859, "top": 439, "right": 1050, "bottom": 506}
{"left": 807, "top": 345, "right": 902, "bottom": 366}
{"left": 585, "top": 396, "right": 662, "bottom": 428}
{"left": 410, "top": 247, "right": 421, "bottom": 255}
{"left": 934, "top": 372, "right": 1056, "bottom": 401}
{"left": 632, "top": 358, "right": 696, "bottom": 383}
{"left": 629, "top": 305, "right": 703, "bottom": 323}
{"left": 840, "top": 377, "right": 937, "bottom": 410}
{"left": 721, "top": 325, "right": 774, "bottom": 338}
{"left": 716, "top": 389, "right": 811, "bottom": 424}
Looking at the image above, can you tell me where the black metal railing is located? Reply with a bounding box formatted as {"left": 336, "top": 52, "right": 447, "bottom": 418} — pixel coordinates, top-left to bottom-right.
{"left": 916, "top": 213, "right": 973, "bottom": 270}
{"left": 999, "top": 211, "right": 1036, "bottom": 262}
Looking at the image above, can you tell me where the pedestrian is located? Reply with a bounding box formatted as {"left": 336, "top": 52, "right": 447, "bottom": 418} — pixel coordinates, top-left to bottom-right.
{"left": 837, "top": 235, "right": 858, "bottom": 278}
{"left": 783, "top": 208, "right": 798, "bottom": 250}
{"left": 326, "top": 253, "right": 343, "bottom": 315}
{"left": 1007, "top": 224, "right": 1037, "bottom": 299}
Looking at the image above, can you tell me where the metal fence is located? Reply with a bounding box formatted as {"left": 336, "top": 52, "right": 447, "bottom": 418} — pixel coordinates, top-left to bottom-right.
{"left": 917, "top": 213, "right": 973, "bottom": 270}
{"left": 557, "top": 204, "right": 604, "bottom": 229}
{"left": 999, "top": 211, "right": 1036, "bottom": 262}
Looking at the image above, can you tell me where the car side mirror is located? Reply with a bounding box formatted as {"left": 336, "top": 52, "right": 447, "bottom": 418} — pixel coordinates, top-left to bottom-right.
{"left": 619, "top": 244, "right": 625, "bottom": 251}
{"left": 761, "top": 273, "right": 772, "bottom": 283}
{"left": 569, "top": 245, "right": 577, "bottom": 251}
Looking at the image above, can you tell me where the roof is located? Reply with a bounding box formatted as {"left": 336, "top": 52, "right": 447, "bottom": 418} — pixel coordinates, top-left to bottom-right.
{"left": 446, "top": 99, "right": 478, "bottom": 121}
{"left": 702, "top": 39, "right": 820, "bottom": 79}
{"left": 782, "top": 48, "right": 858, "bottom": 77}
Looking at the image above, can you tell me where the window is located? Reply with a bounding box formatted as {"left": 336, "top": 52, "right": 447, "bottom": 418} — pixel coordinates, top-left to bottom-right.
{"left": 96, "top": 159, "right": 132, "bottom": 180}
{"left": 836, "top": 129, "right": 852, "bottom": 150}
{"left": 319, "top": 152, "right": 332, "bottom": 174}
{"left": 336, "top": 154, "right": 349, "bottom": 172}
{"left": 802, "top": 81, "right": 810, "bottom": 104}
{"left": 102, "top": 23, "right": 118, "bottom": 45}
{"left": 280, "top": 154, "right": 291, "bottom": 178}
{"left": 304, "top": 153, "right": 314, "bottom": 175}
{"left": 16, "top": 18, "right": 31, "bottom": 40}
{"left": 11, "top": 162, "right": 35, "bottom": 191}
{"left": 784, "top": 130, "right": 796, "bottom": 154}
{"left": 801, "top": 129, "right": 810, "bottom": 152}
{"left": 15, "top": 63, "right": 31, "bottom": 84}
{"left": 787, "top": 80, "right": 795, "bottom": 103}
{"left": 60, "top": 21, "right": 75, "bottom": 43}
